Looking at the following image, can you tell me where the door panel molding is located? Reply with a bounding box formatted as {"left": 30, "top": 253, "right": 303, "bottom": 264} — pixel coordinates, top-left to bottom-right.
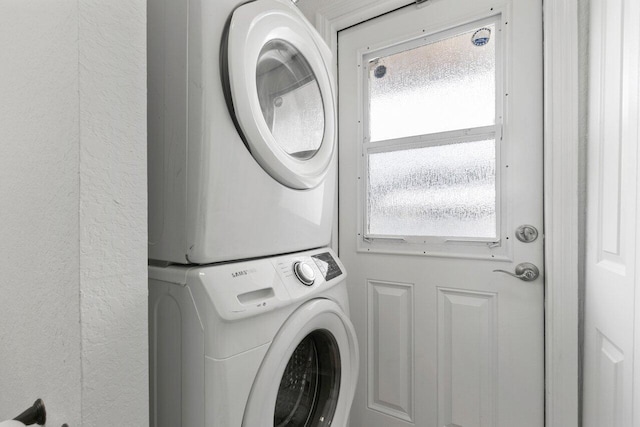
{"left": 594, "top": 330, "right": 624, "bottom": 427}
{"left": 367, "top": 280, "right": 414, "bottom": 422}
{"left": 316, "top": 1, "right": 580, "bottom": 427}
{"left": 594, "top": 0, "right": 625, "bottom": 264}
{"left": 437, "top": 288, "right": 498, "bottom": 427}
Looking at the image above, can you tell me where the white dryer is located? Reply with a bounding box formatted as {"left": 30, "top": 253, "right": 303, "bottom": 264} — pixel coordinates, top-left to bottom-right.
{"left": 149, "top": 248, "right": 358, "bottom": 426}
{"left": 148, "top": 0, "right": 337, "bottom": 264}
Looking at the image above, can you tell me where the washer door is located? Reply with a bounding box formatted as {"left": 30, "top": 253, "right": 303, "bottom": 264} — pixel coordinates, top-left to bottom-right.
{"left": 223, "top": 0, "right": 336, "bottom": 190}
{"left": 242, "top": 299, "right": 358, "bottom": 426}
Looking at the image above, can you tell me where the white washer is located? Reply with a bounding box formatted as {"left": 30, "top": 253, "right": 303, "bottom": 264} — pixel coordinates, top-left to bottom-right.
{"left": 149, "top": 248, "right": 358, "bottom": 426}
{"left": 148, "top": 0, "right": 337, "bottom": 264}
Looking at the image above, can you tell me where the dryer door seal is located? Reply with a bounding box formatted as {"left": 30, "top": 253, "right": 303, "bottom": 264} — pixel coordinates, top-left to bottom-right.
{"left": 223, "top": 0, "right": 336, "bottom": 190}
{"left": 242, "top": 299, "right": 358, "bottom": 426}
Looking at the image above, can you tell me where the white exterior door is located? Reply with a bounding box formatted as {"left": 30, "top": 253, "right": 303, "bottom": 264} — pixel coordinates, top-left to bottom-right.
{"left": 338, "top": 0, "right": 544, "bottom": 426}
{"left": 583, "top": 0, "right": 640, "bottom": 425}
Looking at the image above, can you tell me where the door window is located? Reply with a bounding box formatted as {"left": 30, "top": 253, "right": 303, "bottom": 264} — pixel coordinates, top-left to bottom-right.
{"left": 363, "top": 17, "right": 501, "bottom": 243}
{"left": 257, "top": 40, "right": 325, "bottom": 160}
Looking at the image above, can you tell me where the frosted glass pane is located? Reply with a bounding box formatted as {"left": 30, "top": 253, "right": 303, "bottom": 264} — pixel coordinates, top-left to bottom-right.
{"left": 270, "top": 81, "right": 324, "bottom": 159}
{"left": 369, "top": 24, "right": 496, "bottom": 141}
{"left": 367, "top": 140, "right": 496, "bottom": 238}
{"left": 257, "top": 39, "right": 325, "bottom": 160}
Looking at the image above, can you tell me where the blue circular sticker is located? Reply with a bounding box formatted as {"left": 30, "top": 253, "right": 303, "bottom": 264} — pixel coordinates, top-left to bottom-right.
{"left": 471, "top": 28, "right": 491, "bottom": 46}
{"left": 374, "top": 65, "right": 387, "bottom": 78}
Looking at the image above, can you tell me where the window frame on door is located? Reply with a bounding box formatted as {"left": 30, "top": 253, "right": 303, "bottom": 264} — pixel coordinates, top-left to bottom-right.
{"left": 354, "top": 10, "right": 511, "bottom": 261}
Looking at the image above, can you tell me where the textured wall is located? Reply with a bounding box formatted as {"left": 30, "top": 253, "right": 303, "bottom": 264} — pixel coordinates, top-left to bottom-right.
{"left": 0, "top": 0, "right": 147, "bottom": 424}
{"left": 78, "top": 0, "right": 148, "bottom": 424}
{"left": 0, "top": 0, "right": 82, "bottom": 425}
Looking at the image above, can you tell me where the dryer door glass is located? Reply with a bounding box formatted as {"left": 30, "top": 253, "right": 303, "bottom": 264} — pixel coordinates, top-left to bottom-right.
{"left": 257, "top": 39, "right": 325, "bottom": 160}
{"left": 225, "top": 0, "right": 336, "bottom": 189}
{"left": 274, "top": 330, "right": 341, "bottom": 426}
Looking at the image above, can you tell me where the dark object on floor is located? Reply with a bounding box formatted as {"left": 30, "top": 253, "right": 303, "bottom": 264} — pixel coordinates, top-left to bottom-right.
{"left": 13, "top": 399, "right": 46, "bottom": 426}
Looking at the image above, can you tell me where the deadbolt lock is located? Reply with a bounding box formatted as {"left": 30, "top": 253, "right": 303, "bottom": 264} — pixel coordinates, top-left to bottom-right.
{"left": 515, "top": 225, "right": 539, "bottom": 243}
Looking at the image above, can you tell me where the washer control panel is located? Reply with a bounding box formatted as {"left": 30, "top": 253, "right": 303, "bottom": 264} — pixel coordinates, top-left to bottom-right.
{"left": 189, "top": 248, "right": 346, "bottom": 321}
{"left": 293, "top": 261, "right": 316, "bottom": 286}
{"left": 311, "top": 252, "right": 343, "bottom": 281}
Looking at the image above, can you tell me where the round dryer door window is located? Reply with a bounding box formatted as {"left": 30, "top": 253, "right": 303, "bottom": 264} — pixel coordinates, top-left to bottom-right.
{"left": 256, "top": 40, "right": 325, "bottom": 161}
{"left": 274, "top": 330, "right": 340, "bottom": 426}
{"left": 223, "top": 0, "right": 336, "bottom": 190}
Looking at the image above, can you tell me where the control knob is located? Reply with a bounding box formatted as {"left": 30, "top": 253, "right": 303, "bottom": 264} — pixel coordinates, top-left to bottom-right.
{"left": 293, "top": 261, "right": 315, "bottom": 286}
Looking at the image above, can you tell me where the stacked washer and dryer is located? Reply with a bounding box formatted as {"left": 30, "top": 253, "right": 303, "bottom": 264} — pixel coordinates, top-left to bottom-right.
{"left": 147, "top": 0, "right": 358, "bottom": 426}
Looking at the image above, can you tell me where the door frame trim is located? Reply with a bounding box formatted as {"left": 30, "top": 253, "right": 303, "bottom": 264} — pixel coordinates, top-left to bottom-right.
{"left": 315, "top": 1, "right": 580, "bottom": 426}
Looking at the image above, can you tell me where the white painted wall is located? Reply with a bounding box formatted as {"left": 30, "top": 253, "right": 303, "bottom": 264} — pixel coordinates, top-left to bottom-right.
{"left": 78, "top": 0, "right": 148, "bottom": 424}
{"left": 0, "top": 1, "right": 82, "bottom": 425}
{"left": 0, "top": 0, "right": 148, "bottom": 425}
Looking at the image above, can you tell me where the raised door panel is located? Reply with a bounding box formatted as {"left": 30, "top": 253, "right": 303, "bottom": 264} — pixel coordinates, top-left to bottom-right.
{"left": 437, "top": 289, "right": 497, "bottom": 427}
{"left": 367, "top": 280, "right": 414, "bottom": 422}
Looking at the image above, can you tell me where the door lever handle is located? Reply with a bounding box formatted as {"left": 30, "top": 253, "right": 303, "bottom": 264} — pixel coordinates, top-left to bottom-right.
{"left": 493, "top": 262, "right": 540, "bottom": 282}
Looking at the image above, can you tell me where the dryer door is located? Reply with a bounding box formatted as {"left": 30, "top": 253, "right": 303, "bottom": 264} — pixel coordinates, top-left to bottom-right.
{"left": 242, "top": 299, "right": 358, "bottom": 426}
{"left": 223, "top": 0, "right": 336, "bottom": 190}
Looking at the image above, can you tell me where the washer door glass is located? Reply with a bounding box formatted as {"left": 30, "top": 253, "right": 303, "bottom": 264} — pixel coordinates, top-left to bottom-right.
{"left": 274, "top": 330, "right": 341, "bottom": 426}
{"left": 257, "top": 40, "right": 325, "bottom": 160}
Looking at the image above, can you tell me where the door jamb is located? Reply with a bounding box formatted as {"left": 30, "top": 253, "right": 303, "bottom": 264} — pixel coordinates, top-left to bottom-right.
{"left": 315, "top": 1, "right": 580, "bottom": 426}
